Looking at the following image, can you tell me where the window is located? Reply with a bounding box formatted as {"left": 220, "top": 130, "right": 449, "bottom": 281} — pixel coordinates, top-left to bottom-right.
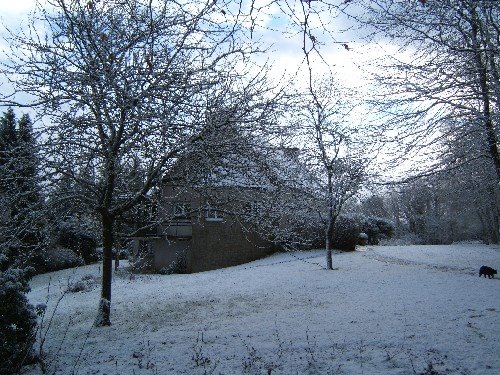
{"left": 244, "top": 200, "right": 260, "bottom": 217}
{"left": 173, "top": 202, "right": 190, "bottom": 219}
{"left": 205, "top": 203, "right": 224, "bottom": 222}
{"left": 138, "top": 240, "right": 153, "bottom": 256}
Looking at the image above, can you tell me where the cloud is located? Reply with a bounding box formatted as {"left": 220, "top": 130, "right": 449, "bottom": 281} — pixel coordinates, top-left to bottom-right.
{"left": 0, "top": 0, "right": 35, "bottom": 14}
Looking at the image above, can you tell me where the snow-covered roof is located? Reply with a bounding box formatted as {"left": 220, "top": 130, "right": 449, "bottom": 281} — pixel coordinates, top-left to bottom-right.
{"left": 164, "top": 135, "right": 314, "bottom": 192}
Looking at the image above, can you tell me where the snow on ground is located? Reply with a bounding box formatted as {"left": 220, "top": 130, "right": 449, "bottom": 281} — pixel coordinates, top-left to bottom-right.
{"left": 24, "top": 244, "right": 500, "bottom": 374}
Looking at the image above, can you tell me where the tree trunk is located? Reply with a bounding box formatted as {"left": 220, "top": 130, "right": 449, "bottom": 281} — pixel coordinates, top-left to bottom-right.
{"left": 325, "top": 242, "right": 333, "bottom": 270}
{"left": 325, "top": 214, "right": 334, "bottom": 270}
{"left": 470, "top": 5, "right": 500, "bottom": 182}
{"left": 325, "top": 173, "right": 334, "bottom": 270}
{"left": 95, "top": 211, "right": 114, "bottom": 327}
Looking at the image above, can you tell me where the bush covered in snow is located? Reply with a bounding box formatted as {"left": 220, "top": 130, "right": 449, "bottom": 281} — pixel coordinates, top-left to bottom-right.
{"left": 66, "top": 274, "right": 98, "bottom": 293}
{"left": 0, "top": 267, "right": 37, "bottom": 375}
{"left": 323, "top": 215, "right": 395, "bottom": 251}
{"left": 34, "top": 247, "right": 84, "bottom": 273}
{"left": 158, "top": 250, "right": 188, "bottom": 275}
{"left": 277, "top": 214, "right": 394, "bottom": 252}
{"left": 57, "top": 224, "right": 98, "bottom": 264}
{"left": 361, "top": 216, "right": 395, "bottom": 245}
{"left": 293, "top": 215, "right": 362, "bottom": 251}
{"left": 331, "top": 216, "right": 361, "bottom": 251}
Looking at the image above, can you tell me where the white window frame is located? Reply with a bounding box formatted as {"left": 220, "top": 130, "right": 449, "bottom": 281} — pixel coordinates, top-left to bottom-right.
{"left": 205, "top": 203, "right": 224, "bottom": 222}
{"left": 173, "top": 202, "right": 190, "bottom": 219}
{"left": 244, "top": 200, "right": 260, "bottom": 217}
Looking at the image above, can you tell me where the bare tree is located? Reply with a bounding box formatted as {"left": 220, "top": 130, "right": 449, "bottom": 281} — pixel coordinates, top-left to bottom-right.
{"left": 374, "top": 116, "right": 499, "bottom": 244}
{"left": 437, "top": 117, "right": 499, "bottom": 243}
{"left": 1, "top": 0, "right": 279, "bottom": 326}
{"left": 293, "top": 75, "right": 369, "bottom": 269}
{"left": 351, "top": 0, "right": 499, "bottom": 182}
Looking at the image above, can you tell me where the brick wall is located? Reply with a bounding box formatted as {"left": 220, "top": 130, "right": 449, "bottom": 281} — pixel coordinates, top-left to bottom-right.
{"left": 152, "top": 183, "right": 273, "bottom": 273}
{"left": 190, "top": 215, "right": 272, "bottom": 272}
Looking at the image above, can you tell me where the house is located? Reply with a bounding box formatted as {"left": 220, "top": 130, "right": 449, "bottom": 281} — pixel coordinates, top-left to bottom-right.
{"left": 130, "top": 118, "right": 317, "bottom": 273}
{"left": 131, "top": 146, "right": 284, "bottom": 273}
{"left": 132, "top": 181, "right": 274, "bottom": 273}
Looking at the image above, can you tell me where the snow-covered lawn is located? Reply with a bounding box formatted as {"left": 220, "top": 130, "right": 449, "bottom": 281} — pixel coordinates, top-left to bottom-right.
{"left": 25, "top": 244, "right": 499, "bottom": 374}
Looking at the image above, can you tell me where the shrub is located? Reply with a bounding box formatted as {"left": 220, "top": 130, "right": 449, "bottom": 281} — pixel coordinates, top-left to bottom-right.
{"left": 0, "top": 267, "right": 37, "bottom": 375}
{"left": 287, "top": 219, "right": 325, "bottom": 250}
{"left": 358, "top": 232, "right": 369, "bottom": 245}
{"left": 66, "top": 274, "right": 98, "bottom": 293}
{"left": 332, "top": 216, "right": 361, "bottom": 251}
{"left": 291, "top": 215, "right": 393, "bottom": 252}
{"left": 159, "top": 250, "right": 188, "bottom": 275}
{"left": 362, "top": 217, "right": 395, "bottom": 245}
{"left": 287, "top": 215, "right": 361, "bottom": 251}
{"left": 35, "top": 247, "right": 84, "bottom": 273}
{"left": 57, "top": 225, "right": 98, "bottom": 264}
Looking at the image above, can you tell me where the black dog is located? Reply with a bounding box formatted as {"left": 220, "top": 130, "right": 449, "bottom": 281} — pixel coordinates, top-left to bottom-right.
{"left": 479, "top": 266, "right": 497, "bottom": 279}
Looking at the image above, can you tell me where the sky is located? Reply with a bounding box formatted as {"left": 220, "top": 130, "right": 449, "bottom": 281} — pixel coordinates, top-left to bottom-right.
{"left": 0, "top": 0, "right": 374, "bottom": 90}
{"left": 0, "top": 0, "right": 379, "bottom": 132}
{"left": 0, "top": 0, "right": 416, "bottom": 180}
{"left": 0, "top": 0, "right": 37, "bottom": 33}
{"left": 0, "top": 0, "right": 33, "bottom": 14}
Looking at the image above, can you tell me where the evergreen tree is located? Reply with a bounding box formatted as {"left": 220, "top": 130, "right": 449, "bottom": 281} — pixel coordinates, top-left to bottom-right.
{"left": 14, "top": 114, "right": 46, "bottom": 267}
{"left": 0, "top": 109, "right": 46, "bottom": 268}
{"left": 0, "top": 108, "right": 19, "bottom": 267}
{"left": 0, "top": 109, "right": 39, "bottom": 374}
{"left": 0, "top": 107, "right": 17, "bottom": 148}
{"left": 0, "top": 267, "right": 37, "bottom": 375}
{"left": 0, "top": 108, "right": 17, "bottom": 194}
